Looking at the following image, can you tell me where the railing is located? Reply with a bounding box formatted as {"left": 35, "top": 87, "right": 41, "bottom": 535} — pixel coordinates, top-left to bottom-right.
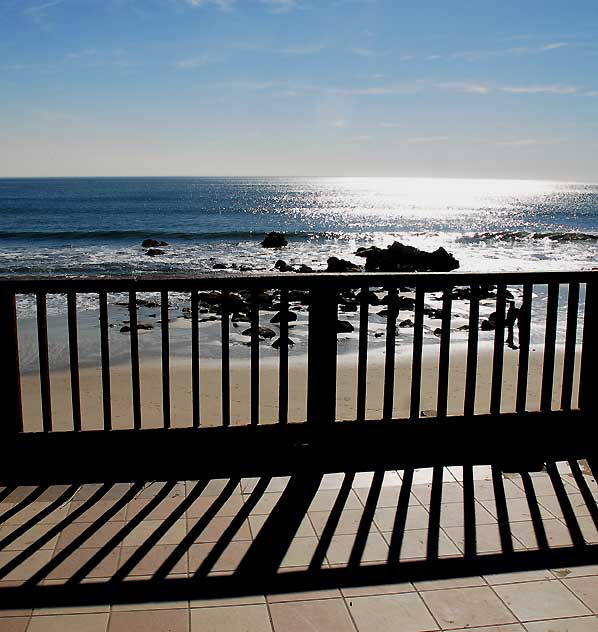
{"left": 0, "top": 270, "right": 596, "bottom": 442}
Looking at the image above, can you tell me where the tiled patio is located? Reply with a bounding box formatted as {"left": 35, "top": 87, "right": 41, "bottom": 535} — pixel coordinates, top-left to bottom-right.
{"left": 0, "top": 461, "right": 597, "bottom": 631}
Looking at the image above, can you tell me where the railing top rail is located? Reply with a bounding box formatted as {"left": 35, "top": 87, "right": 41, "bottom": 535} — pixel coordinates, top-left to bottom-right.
{"left": 0, "top": 269, "right": 596, "bottom": 293}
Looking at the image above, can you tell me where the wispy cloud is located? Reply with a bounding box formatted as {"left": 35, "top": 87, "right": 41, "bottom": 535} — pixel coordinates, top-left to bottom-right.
{"left": 175, "top": 53, "right": 223, "bottom": 69}
{"left": 541, "top": 42, "right": 569, "bottom": 50}
{"left": 352, "top": 47, "right": 387, "bottom": 58}
{"left": 23, "top": 0, "right": 62, "bottom": 29}
{"left": 406, "top": 136, "right": 449, "bottom": 144}
{"left": 500, "top": 84, "right": 576, "bottom": 94}
{"left": 261, "top": 0, "right": 297, "bottom": 13}
{"left": 187, "top": 0, "right": 234, "bottom": 10}
{"left": 585, "top": 90, "right": 598, "bottom": 96}
{"left": 495, "top": 137, "right": 568, "bottom": 147}
{"left": 432, "top": 81, "right": 490, "bottom": 94}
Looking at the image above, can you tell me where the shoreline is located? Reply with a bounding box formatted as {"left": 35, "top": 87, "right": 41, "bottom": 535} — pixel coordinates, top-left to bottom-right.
{"left": 19, "top": 342, "right": 581, "bottom": 433}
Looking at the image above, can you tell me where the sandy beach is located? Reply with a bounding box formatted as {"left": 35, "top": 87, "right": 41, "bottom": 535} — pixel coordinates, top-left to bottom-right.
{"left": 18, "top": 342, "right": 581, "bottom": 433}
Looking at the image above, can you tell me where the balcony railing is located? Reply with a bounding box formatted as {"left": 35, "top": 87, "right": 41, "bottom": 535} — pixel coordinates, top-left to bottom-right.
{"left": 0, "top": 270, "right": 596, "bottom": 482}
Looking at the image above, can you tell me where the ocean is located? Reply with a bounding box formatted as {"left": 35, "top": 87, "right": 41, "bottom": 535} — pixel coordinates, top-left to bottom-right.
{"left": 1, "top": 176, "right": 595, "bottom": 371}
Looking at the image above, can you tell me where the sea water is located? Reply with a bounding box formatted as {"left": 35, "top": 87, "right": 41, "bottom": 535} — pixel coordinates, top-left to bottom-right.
{"left": 1, "top": 177, "right": 596, "bottom": 371}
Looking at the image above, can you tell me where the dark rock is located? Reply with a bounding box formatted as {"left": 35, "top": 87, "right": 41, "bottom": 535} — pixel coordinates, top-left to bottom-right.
{"left": 120, "top": 321, "right": 154, "bottom": 333}
{"left": 398, "top": 319, "right": 414, "bottom": 328}
{"left": 272, "top": 337, "right": 295, "bottom": 349}
{"left": 238, "top": 265, "right": 253, "bottom": 272}
{"left": 457, "top": 324, "right": 470, "bottom": 331}
{"left": 261, "top": 232, "right": 288, "bottom": 248}
{"left": 212, "top": 262, "right": 227, "bottom": 270}
{"left": 480, "top": 319, "right": 495, "bottom": 331}
{"left": 288, "top": 290, "right": 310, "bottom": 304}
{"left": 381, "top": 294, "right": 416, "bottom": 310}
{"left": 336, "top": 320, "right": 354, "bottom": 333}
{"left": 296, "top": 264, "right": 314, "bottom": 273}
{"left": 326, "top": 257, "right": 361, "bottom": 273}
{"left": 274, "top": 259, "right": 294, "bottom": 272}
{"left": 270, "top": 311, "right": 298, "bottom": 324}
{"left": 374, "top": 332, "right": 384, "bottom": 338}
{"left": 241, "top": 326, "right": 276, "bottom": 339}
{"left": 231, "top": 313, "right": 250, "bottom": 323}
{"left": 355, "top": 242, "right": 459, "bottom": 272}
{"left": 355, "top": 290, "right": 380, "bottom": 306}
{"left": 433, "top": 328, "right": 443, "bottom": 337}
{"left": 142, "top": 239, "right": 168, "bottom": 248}
{"left": 340, "top": 303, "right": 358, "bottom": 312}
{"left": 424, "top": 307, "right": 443, "bottom": 319}
{"left": 145, "top": 249, "right": 165, "bottom": 256}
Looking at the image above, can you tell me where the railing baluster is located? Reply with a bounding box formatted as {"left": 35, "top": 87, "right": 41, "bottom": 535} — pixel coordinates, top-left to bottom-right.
{"left": 191, "top": 290, "right": 200, "bottom": 428}
{"left": 161, "top": 290, "right": 171, "bottom": 429}
{"left": 250, "top": 290, "right": 260, "bottom": 426}
{"left": 98, "top": 290, "right": 111, "bottom": 431}
{"left": 490, "top": 284, "right": 506, "bottom": 415}
{"left": 356, "top": 286, "right": 369, "bottom": 422}
{"left": 561, "top": 282, "right": 579, "bottom": 412}
{"left": 540, "top": 282, "right": 559, "bottom": 412}
{"left": 0, "top": 290, "right": 23, "bottom": 436}
{"left": 579, "top": 280, "right": 597, "bottom": 412}
{"left": 464, "top": 284, "right": 479, "bottom": 416}
{"left": 67, "top": 292, "right": 81, "bottom": 432}
{"left": 36, "top": 293, "right": 52, "bottom": 432}
{"left": 436, "top": 287, "right": 453, "bottom": 418}
{"left": 278, "top": 288, "right": 289, "bottom": 424}
{"left": 221, "top": 290, "right": 231, "bottom": 427}
{"left": 128, "top": 291, "right": 141, "bottom": 429}
{"left": 307, "top": 287, "right": 337, "bottom": 424}
{"left": 383, "top": 287, "right": 398, "bottom": 421}
{"left": 516, "top": 283, "right": 533, "bottom": 414}
{"left": 409, "top": 287, "right": 424, "bottom": 420}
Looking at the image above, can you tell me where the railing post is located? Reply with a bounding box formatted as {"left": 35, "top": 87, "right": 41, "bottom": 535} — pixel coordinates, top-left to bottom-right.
{"left": 580, "top": 280, "right": 598, "bottom": 414}
{"left": 0, "top": 289, "right": 23, "bottom": 437}
{"left": 307, "top": 287, "right": 338, "bottom": 424}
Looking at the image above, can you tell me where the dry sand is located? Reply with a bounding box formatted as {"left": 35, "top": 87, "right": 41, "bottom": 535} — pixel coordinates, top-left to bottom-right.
{"left": 19, "top": 342, "right": 581, "bottom": 433}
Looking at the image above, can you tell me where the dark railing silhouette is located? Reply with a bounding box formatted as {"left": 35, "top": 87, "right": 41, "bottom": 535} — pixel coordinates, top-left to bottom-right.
{"left": 0, "top": 270, "right": 596, "bottom": 482}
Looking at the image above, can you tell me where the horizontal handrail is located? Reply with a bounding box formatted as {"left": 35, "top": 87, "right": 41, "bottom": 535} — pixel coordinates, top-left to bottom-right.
{"left": 0, "top": 269, "right": 596, "bottom": 293}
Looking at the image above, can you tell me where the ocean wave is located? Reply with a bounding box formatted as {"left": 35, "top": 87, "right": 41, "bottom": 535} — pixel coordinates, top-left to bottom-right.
{"left": 458, "top": 231, "right": 598, "bottom": 243}
{"left": 0, "top": 229, "right": 347, "bottom": 242}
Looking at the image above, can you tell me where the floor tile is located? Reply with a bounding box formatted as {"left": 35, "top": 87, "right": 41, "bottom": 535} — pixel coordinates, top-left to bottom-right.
{"left": 109, "top": 608, "right": 189, "bottom": 631}
{"left": 325, "top": 532, "right": 389, "bottom": 565}
{"left": 537, "top": 493, "right": 594, "bottom": 520}
{"left": 353, "top": 486, "right": 420, "bottom": 508}
{"left": 0, "top": 523, "right": 60, "bottom": 551}
{"left": 121, "top": 519, "right": 186, "bottom": 547}
{"left": 552, "top": 565, "right": 598, "bottom": 579}
{"left": 186, "top": 495, "right": 244, "bottom": 519}
{"left": 481, "top": 497, "right": 556, "bottom": 523}
{"left": 250, "top": 514, "right": 314, "bottom": 537}
{"left": 494, "top": 580, "right": 591, "bottom": 621}
{"left": 309, "top": 509, "right": 371, "bottom": 536}
{"left": 412, "top": 482, "right": 464, "bottom": 505}
{"left": 0, "top": 618, "right": 30, "bottom": 632}
{"left": 384, "top": 527, "right": 461, "bottom": 560}
{"left": 414, "top": 575, "right": 486, "bottom": 591}
{"left": 349, "top": 592, "right": 439, "bottom": 632}
{"left": 1, "top": 502, "right": 70, "bottom": 526}
{"left": 268, "top": 588, "right": 341, "bottom": 603}
{"left": 47, "top": 546, "right": 121, "bottom": 580}
{"left": 67, "top": 501, "right": 127, "bottom": 523}
{"left": 447, "top": 626, "right": 524, "bottom": 632}
{"left": 191, "top": 604, "right": 271, "bottom": 632}
{"left": 483, "top": 569, "right": 555, "bottom": 585}
{"left": 308, "top": 490, "right": 362, "bottom": 512}
{"left": 341, "top": 581, "right": 414, "bottom": 597}
{"left": 187, "top": 516, "right": 251, "bottom": 544}
{"left": 563, "top": 576, "right": 598, "bottom": 613}
{"left": 125, "top": 497, "right": 186, "bottom": 521}
{"left": 524, "top": 616, "right": 598, "bottom": 631}
{"left": 270, "top": 598, "right": 355, "bottom": 632}
{"left": 509, "top": 519, "right": 575, "bottom": 549}
{"left": 443, "top": 523, "right": 526, "bottom": 554}
{"left": 374, "top": 505, "right": 430, "bottom": 531}
{"left": 473, "top": 479, "right": 526, "bottom": 501}
{"left": 188, "top": 540, "right": 251, "bottom": 573}
{"left": 280, "top": 537, "right": 320, "bottom": 568}
{"left": 245, "top": 493, "right": 283, "bottom": 515}
{"left": 0, "top": 549, "right": 53, "bottom": 581}
{"left": 118, "top": 544, "right": 188, "bottom": 576}
{"left": 28, "top": 613, "right": 109, "bottom": 632}
{"left": 55, "top": 521, "right": 124, "bottom": 550}
{"left": 421, "top": 586, "right": 516, "bottom": 629}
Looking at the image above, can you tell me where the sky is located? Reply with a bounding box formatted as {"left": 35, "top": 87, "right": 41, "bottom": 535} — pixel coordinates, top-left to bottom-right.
{"left": 1, "top": 0, "right": 597, "bottom": 180}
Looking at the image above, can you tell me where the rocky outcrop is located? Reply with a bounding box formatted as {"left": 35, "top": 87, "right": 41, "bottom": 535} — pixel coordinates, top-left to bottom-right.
{"left": 145, "top": 249, "right": 165, "bottom": 256}
{"left": 336, "top": 320, "right": 354, "bottom": 333}
{"left": 355, "top": 242, "right": 459, "bottom": 272}
{"left": 326, "top": 257, "right": 361, "bottom": 273}
{"left": 142, "top": 239, "right": 168, "bottom": 248}
{"left": 270, "top": 311, "right": 298, "bottom": 323}
{"left": 241, "top": 326, "right": 276, "bottom": 339}
{"left": 261, "top": 232, "right": 288, "bottom": 248}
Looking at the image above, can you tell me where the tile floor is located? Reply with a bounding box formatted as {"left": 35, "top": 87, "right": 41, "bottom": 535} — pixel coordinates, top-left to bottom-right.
{"left": 0, "top": 461, "right": 596, "bottom": 631}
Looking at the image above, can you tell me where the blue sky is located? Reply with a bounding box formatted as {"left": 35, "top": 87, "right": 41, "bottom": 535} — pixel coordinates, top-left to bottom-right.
{"left": 1, "top": 0, "right": 597, "bottom": 179}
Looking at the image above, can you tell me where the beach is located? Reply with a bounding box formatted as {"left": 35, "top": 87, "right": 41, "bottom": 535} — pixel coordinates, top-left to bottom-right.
{"left": 19, "top": 343, "right": 581, "bottom": 432}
